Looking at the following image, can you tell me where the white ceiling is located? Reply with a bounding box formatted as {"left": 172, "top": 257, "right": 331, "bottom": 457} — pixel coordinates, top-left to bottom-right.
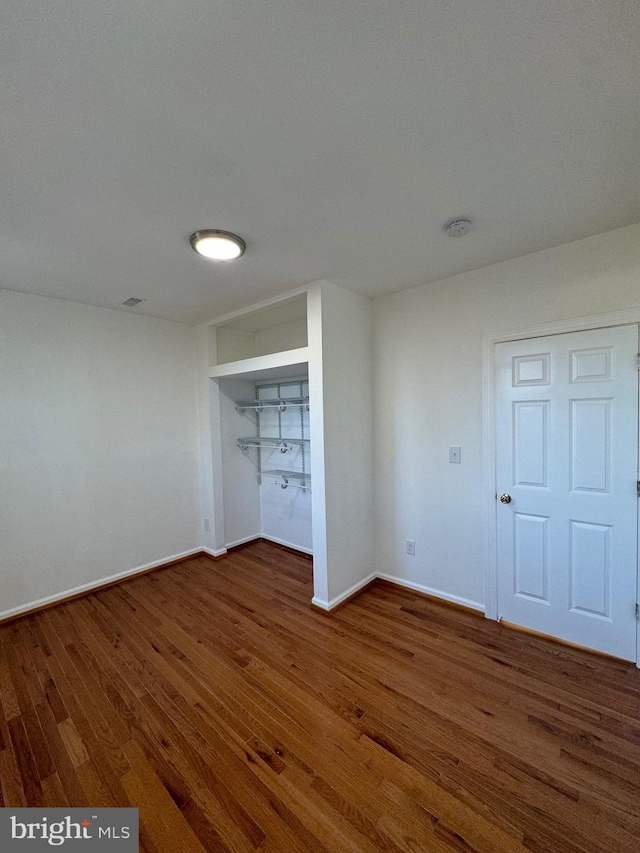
{"left": 2, "top": 1, "right": 639, "bottom": 324}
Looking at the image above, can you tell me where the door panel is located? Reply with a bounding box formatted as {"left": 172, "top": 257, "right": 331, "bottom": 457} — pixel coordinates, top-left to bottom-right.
{"left": 569, "top": 521, "right": 610, "bottom": 617}
{"left": 570, "top": 399, "right": 611, "bottom": 492}
{"left": 514, "top": 401, "right": 548, "bottom": 487}
{"left": 513, "top": 513, "right": 549, "bottom": 602}
{"left": 496, "top": 325, "right": 638, "bottom": 661}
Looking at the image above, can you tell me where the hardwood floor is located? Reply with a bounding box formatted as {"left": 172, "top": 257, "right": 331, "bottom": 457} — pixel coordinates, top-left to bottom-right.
{"left": 1, "top": 540, "right": 639, "bottom": 852}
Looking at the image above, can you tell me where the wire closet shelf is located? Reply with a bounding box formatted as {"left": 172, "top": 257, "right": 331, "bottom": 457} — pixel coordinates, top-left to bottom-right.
{"left": 235, "top": 396, "right": 309, "bottom": 413}
{"left": 235, "top": 381, "right": 311, "bottom": 492}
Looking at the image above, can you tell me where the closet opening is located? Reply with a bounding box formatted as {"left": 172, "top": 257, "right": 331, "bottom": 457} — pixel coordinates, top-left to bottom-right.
{"left": 218, "top": 370, "right": 312, "bottom": 556}
{"left": 207, "top": 290, "right": 320, "bottom": 595}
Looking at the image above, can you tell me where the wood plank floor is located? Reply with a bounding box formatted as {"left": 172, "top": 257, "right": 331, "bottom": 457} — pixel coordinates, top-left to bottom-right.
{"left": 1, "top": 540, "right": 640, "bottom": 852}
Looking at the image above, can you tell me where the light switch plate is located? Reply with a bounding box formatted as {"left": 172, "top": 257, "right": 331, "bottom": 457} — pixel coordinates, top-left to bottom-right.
{"left": 449, "top": 446, "right": 461, "bottom": 464}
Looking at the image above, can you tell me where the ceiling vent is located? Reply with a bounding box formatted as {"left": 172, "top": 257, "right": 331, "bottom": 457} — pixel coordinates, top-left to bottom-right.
{"left": 122, "top": 297, "right": 145, "bottom": 307}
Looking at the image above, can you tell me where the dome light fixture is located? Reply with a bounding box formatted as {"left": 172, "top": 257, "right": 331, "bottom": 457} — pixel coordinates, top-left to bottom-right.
{"left": 189, "top": 230, "right": 246, "bottom": 261}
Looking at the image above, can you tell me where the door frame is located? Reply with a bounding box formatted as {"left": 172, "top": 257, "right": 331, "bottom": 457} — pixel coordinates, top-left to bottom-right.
{"left": 483, "top": 307, "right": 640, "bottom": 665}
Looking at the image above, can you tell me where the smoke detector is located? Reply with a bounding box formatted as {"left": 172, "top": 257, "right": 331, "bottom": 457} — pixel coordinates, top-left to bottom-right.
{"left": 445, "top": 218, "right": 472, "bottom": 238}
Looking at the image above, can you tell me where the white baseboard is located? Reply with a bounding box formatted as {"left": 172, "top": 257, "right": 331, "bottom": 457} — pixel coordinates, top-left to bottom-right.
{"left": 376, "top": 573, "right": 485, "bottom": 613}
{"left": 261, "top": 534, "right": 313, "bottom": 556}
{"left": 1, "top": 543, "right": 485, "bottom": 624}
{"left": 312, "top": 572, "right": 377, "bottom": 611}
{"left": 224, "top": 533, "right": 313, "bottom": 556}
{"left": 0, "top": 547, "right": 203, "bottom": 622}
{"left": 202, "top": 546, "right": 228, "bottom": 558}
{"left": 313, "top": 572, "right": 485, "bottom": 613}
{"left": 224, "top": 534, "right": 262, "bottom": 549}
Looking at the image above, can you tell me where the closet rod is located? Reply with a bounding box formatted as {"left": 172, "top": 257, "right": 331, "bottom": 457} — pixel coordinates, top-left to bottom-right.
{"left": 274, "top": 479, "right": 311, "bottom": 492}
{"left": 237, "top": 437, "right": 308, "bottom": 452}
{"left": 236, "top": 397, "right": 309, "bottom": 413}
{"left": 238, "top": 439, "right": 290, "bottom": 453}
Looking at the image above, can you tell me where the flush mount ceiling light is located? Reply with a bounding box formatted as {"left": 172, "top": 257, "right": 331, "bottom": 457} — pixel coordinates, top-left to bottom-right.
{"left": 189, "top": 230, "right": 246, "bottom": 261}
{"left": 445, "top": 218, "right": 472, "bottom": 238}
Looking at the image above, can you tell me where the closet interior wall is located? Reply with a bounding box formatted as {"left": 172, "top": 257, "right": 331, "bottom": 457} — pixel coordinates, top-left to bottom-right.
{"left": 218, "top": 377, "right": 261, "bottom": 549}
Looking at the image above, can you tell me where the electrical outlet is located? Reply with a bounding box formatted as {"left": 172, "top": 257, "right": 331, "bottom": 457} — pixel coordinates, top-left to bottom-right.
{"left": 449, "top": 445, "right": 461, "bottom": 464}
{"left": 406, "top": 539, "right": 416, "bottom": 556}
{"left": 204, "top": 518, "right": 211, "bottom": 532}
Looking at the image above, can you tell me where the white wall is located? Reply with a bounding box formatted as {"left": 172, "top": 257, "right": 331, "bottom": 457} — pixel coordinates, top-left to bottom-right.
{"left": 373, "top": 223, "right": 640, "bottom": 610}
{"left": 218, "top": 377, "right": 262, "bottom": 547}
{"left": 309, "top": 282, "right": 375, "bottom": 606}
{"left": 216, "top": 327, "right": 255, "bottom": 364}
{"left": 216, "top": 319, "right": 307, "bottom": 364}
{"left": 197, "top": 326, "right": 225, "bottom": 555}
{"left": 253, "top": 320, "right": 307, "bottom": 357}
{"left": 0, "top": 290, "right": 200, "bottom": 617}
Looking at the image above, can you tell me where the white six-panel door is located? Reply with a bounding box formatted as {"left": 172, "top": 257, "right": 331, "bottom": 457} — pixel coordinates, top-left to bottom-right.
{"left": 496, "top": 325, "right": 638, "bottom": 661}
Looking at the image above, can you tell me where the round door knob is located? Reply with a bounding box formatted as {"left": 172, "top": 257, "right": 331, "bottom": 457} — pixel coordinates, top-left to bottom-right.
{"left": 500, "top": 494, "right": 512, "bottom": 504}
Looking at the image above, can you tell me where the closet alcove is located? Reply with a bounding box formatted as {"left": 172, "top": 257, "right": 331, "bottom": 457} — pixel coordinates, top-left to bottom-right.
{"left": 209, "top": 294, "right": 312, "bottom": 555}
{"left": 201, "top": 282, "right": 374, "bottom": 611}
